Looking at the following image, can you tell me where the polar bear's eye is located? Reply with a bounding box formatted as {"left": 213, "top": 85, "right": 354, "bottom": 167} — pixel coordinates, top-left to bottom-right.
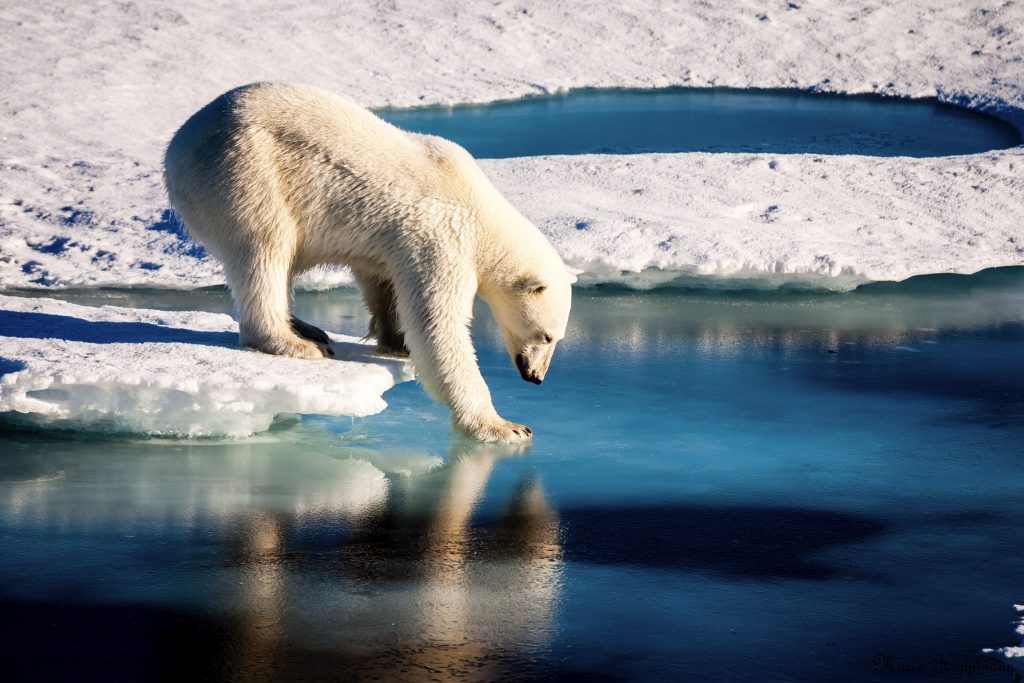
{"left": 543, "top": 333, "right": 553, "bottom": 344}
{"left": 514, "top": 277, "right": 547, "bottom": 294}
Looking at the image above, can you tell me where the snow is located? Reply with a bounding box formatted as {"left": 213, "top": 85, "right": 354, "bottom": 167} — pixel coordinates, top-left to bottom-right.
{"left": 0, "top": 1, "right": 1022, "bottom": 290}
{"left": 492, "top": 151, "right": 1024, "bottom": 286}
{"left": 0, "top": 295, "right": 414, "bottom": 437}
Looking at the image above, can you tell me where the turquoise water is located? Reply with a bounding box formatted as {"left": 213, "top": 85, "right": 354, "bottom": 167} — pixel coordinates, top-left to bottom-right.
{"left": 2, "top": 277, "right": 1023, "bottom": 681}
{"left": 376, "top": 88, "right": 1022, "bottom": 158}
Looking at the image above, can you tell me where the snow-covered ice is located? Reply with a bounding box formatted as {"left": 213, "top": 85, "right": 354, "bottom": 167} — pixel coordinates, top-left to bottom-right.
{"left": 0, "top": 0, "right": 1022, "bottom": 290}
{"left": 0, "top": 295, "right": 413, "bottom": 436}
{"left": 492, "top": 151, "right": 1024, "bottom": 286}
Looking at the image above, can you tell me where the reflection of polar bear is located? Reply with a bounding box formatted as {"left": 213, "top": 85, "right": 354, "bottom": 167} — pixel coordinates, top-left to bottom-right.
{"left": 164, "top": 83, "right": 573, "bottom": 442}
{"left": 224, "top": 442, "right": 561, "bottom": 680}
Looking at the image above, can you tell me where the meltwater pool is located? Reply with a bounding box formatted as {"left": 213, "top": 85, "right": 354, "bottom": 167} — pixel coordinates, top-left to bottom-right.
{"left": 1, "top": 276, "right": 1022, "bottom": 681}
{"left": 377, "top": 88, "right": 1022, "bottom": 158}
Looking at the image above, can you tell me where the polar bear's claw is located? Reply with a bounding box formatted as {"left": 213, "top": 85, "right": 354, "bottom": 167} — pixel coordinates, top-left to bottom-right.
{"left": 290, "top": 315, "right": 331, "bottom": 345}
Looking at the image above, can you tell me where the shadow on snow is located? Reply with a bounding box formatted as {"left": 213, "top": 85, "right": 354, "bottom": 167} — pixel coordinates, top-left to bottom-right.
{"left": 0, "top": 309, "right": 389, "bottom": 369}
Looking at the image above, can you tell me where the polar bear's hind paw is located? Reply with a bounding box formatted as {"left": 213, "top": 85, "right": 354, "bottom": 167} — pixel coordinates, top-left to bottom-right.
{"left": 290, "top": 315, "right": 331, "bottom": 345}
{"left": 248, "top": 334, "right": 333, "bottom": 360}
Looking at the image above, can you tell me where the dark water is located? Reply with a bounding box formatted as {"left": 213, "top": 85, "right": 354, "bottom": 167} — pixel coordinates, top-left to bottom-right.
{"left": 376, "top": 88, "right": 1022, "bottom": 158}
{"left": 1, "top": 276, "right": 1023, "bottom": 681}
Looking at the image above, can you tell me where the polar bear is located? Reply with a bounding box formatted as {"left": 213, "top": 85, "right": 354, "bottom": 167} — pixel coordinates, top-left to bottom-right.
{"left": 164, "top": 83, "right": 573, "bottom": 443}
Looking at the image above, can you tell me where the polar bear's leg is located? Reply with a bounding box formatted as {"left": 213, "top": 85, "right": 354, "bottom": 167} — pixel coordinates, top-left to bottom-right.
{"left": 390, "top": 266, "right": 531, "bottom": 443}
{"left": 228, "top": 245, "right": 331, "bottom": 361}
{"left": 353, "top": 270, "right": 408, "bottom": 355}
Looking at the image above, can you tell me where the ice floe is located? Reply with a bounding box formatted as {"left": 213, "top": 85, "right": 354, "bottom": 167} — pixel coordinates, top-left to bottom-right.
{"left": 486, "top": 151, "right": 1024, "bottom": 287}
{"left": 0, "top": 295, "right": 413, "bottom": 437}
{"left": 0, "top": 1, "right": 1022, "bottom": 289}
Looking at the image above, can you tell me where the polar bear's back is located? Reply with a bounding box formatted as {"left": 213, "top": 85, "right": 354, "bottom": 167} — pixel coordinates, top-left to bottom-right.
{"left": 165, "top": 83, "right": 487, "bottom": 234}
{"left": 166, "top": 82, "right": 413, "bottom": 191}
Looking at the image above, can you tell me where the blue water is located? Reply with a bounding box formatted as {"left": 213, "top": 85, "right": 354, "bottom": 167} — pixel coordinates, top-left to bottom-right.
{"left": 376, "top": 88, "right": 1022, "bottom": 158}
{"left": 2, "top": 277, "right": 1023, "bottom": 681}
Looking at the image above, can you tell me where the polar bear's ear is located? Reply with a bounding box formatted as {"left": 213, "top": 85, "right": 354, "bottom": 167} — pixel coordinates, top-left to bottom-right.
{"left": 513, "top": 276, "right": 547, "bottom": 294}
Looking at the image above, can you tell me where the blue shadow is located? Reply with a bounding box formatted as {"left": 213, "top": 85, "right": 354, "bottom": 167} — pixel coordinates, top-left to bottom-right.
{"left": 0, "top": 310, "right": 237, "bottom": 347}
{"left": 0, "top": 309, "right": 401, "bottom": 371}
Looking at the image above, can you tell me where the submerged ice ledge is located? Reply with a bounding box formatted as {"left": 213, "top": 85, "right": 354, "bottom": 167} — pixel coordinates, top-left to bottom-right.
{"left": 0, "top": 295, "right": 413, "bottom": 437}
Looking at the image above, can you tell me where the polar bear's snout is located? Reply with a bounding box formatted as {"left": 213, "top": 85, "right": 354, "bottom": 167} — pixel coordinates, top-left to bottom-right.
{"left": 493, "top": 275, "right": 571, "bottom": 388}
{"left": 515, "top": 353, "right": 543, "bottom": 384}
{"left": 514, "top": 341, "right": 557, "bottom": 385}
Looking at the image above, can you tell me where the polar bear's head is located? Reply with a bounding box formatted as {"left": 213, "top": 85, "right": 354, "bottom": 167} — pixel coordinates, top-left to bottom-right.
{"left": 487, "top": 269, "right": 574, "bottom": 385}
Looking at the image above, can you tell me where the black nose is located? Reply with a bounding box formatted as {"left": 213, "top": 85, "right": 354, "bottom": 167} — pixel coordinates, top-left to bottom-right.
{"left": 515, "top": 354, "right": 543, "bottom": 384}
{"left": 520, "top": 369, "right": 542, "bottom": 384}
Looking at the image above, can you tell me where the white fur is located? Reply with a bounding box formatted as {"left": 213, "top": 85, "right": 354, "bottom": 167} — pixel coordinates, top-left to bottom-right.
{"left": 164, "top": 83, "right": 574, "bottom": 443}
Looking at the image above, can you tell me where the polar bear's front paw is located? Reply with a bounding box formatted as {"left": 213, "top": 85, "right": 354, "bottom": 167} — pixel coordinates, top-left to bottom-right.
{"left": 467, "top": 418, "right": 533, "bottom": 443}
